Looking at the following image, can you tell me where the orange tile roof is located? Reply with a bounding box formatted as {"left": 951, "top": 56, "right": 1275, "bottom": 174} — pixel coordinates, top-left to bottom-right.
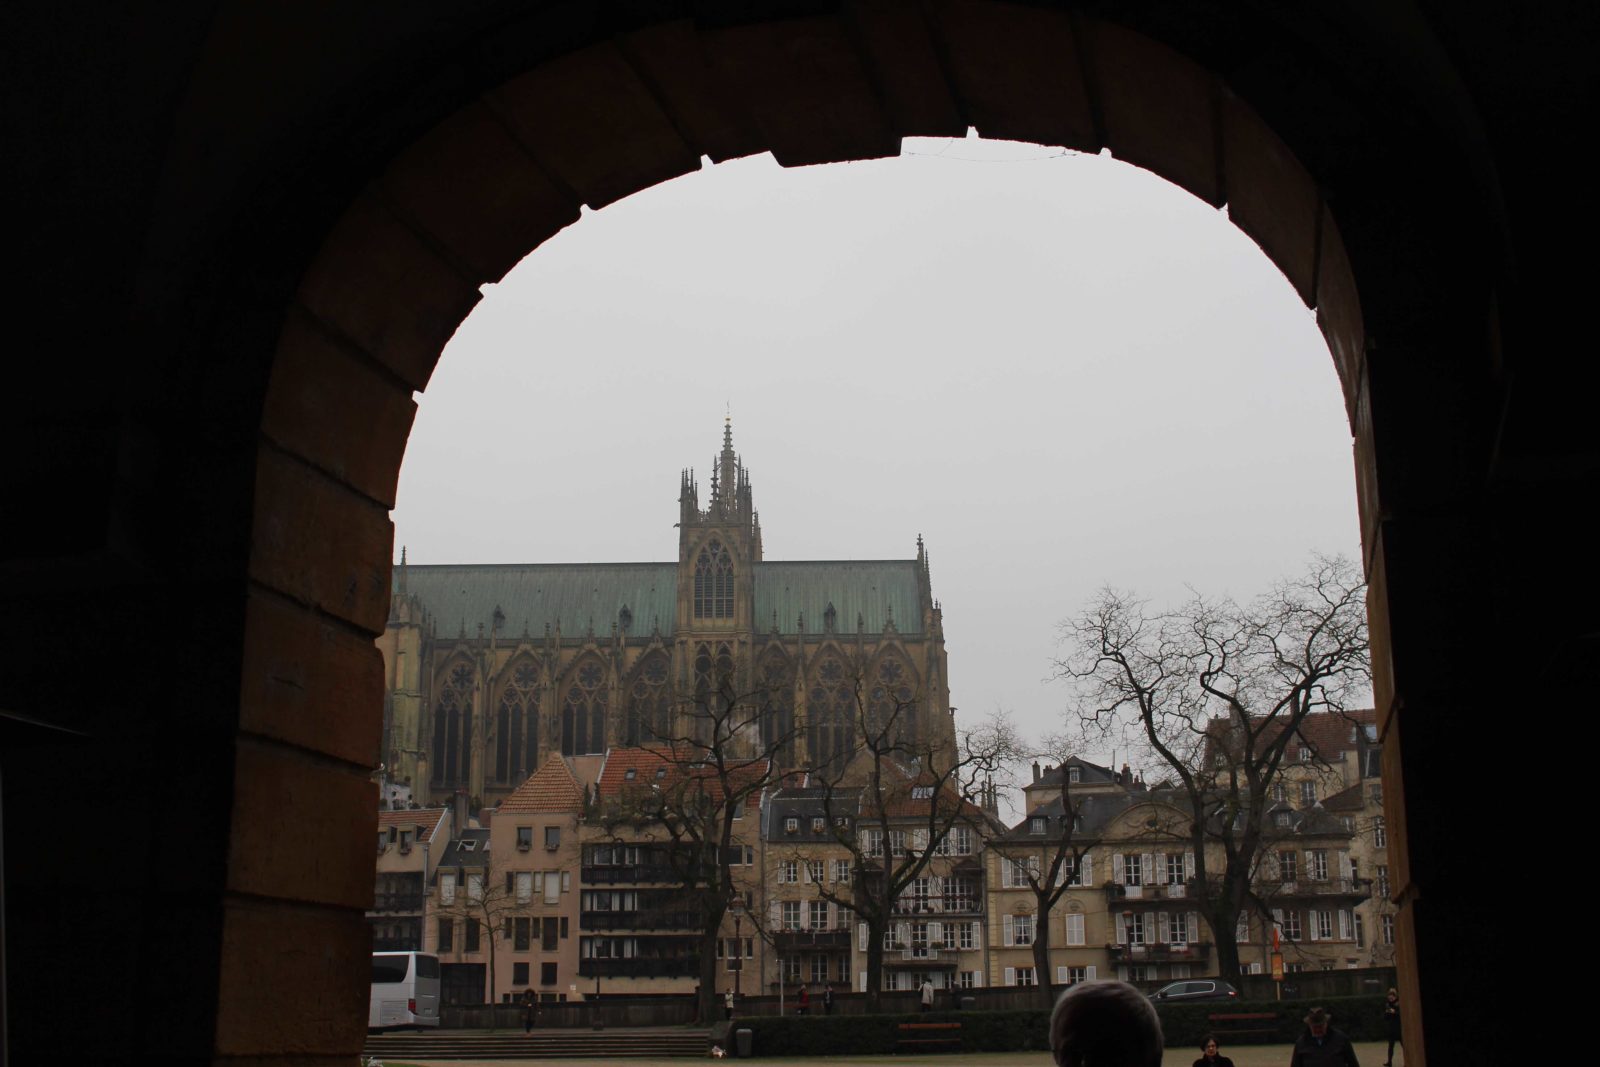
{"left": 596, "top": 745, "right": 770, "bottom": 803}
{"left": 499, "top": 754, "right": 586, "bottom": 814}
{"left": 376, "top": 807, "right": 449, "bottom": 841}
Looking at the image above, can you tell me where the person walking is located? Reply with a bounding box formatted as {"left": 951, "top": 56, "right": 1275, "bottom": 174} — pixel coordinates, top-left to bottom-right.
{"left": 797, "top": 984, "right": 810, "bottom": 1015}
{"left": 521, "top": 988, "right": 537, "bottom": 1035}
{"left": 1382, "top": 988, "right": 1402, "bottom": 1066}
{"left": 724, "top": 989, "right": 735, "bottom": 1021}
{"left": 919, "top": 978, "right": 935, "bottom": 1013}
{"left": 1193, "top": 1033, "right": 1235, "bottom": 1067}
{"left": 822, "top": 985, "right": 834, "bottom": 1015}
{"left": 1290, "top": 1007, "right": 1360, "bottom": 1067}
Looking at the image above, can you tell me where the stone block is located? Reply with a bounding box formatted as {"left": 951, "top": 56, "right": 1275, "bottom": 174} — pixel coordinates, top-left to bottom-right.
{"left": 493, "top": 41, "right": 701, "bottom": 208}
{"left": 619, "top": 20, "right": 768, "bottom": 163}
{"left": 1221, "top": 90, "right": 1319, "bottom": 306}
{"left": 228, "top": 741, "right": 378, "bottom": 909}
{"left": 929, "top": 0, "right": 1097, "bottom": 151}
{"left": 1090, "top": 20, "right": 1221, "bottom": 207}
{"left": 1315, "top": 202, "right": 1365, "bottom": 422}
{"left": 705, "top": 16, "right": 898, "bottom": 167}
{"left": 296, "top": 194, "right": 480, "bottom": 392}
{"left": 215, "top": 897, "right": 371, "bottom": 1058}
{"left": 844, "top": 0, "right": 965, "bottom": 138}
{"left": 248, "top": 448, "right": 393, "bottom": 635}
{"left": 381, "top": 99, "right": 582, "bottom": 283}
{"left": 239, "top": 591, "right": 385, "bottom": 766}
{"left": 263, "top": 310, "right": 417, "bottom": 509}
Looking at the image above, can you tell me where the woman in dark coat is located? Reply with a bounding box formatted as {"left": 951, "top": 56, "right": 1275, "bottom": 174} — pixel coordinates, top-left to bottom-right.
{"left": 1383, "top": 987, "right": 1402, "bottom": 1066}
{"left": 1192, "top": 1034, "right": 1235, "bottom": 1067}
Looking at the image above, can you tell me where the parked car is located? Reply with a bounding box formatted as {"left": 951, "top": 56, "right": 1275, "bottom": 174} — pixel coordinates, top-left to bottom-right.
{"left": 1148, "top": 979, "right": 1239, "bottom": 1002}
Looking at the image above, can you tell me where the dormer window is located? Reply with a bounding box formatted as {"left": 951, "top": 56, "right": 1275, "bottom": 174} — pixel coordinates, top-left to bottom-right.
{"left": 1275, "top": 812, "right": 1291, "bottom": 828}
{"left": 785, "top": 817, "right": 799, "bottom": 834}
{"left": 1030, "top": 817, "right": 1046, "bottom": 835}
{"left": 624, "top": 768, "right": 637, "bottom": 780}
{"left": 911, "top": 786, "right": 934, "bottom": 800}
{"left": 1068, "top": 767, "right": 1080, "bottom": 784}
{"left": 655, "top": 767, "right": 667, "bottom": 780}
{"left": 1299, "top": 747, "right": 1313, "bottom": 762}
{"left": 812, "top": 817, "right": 825, "bottom": 833}
{"left": 459, "top": 839, "right": 476, "bottom": 852}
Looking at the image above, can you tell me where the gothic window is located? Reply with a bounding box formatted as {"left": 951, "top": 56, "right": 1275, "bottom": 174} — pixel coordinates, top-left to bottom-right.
{"left": 693, "top": 642, "right": 735, "bottom": 713}
{"left": 807, "top": 656, "right": 856, "bottom": 774}
{"left": 867, "top": 654, "right": 917, "bottom": 744}
{"left": 432, "top": 661, "right": 474, "bottom": 788}
{"left": 626, "top": 652, "right": 673, "bottom": 744}
{"left": 693, "top": 539, "right": 735, "bottom": 618}
{"left": 495, "top": 657, "right": 540, "bottom": 786}
{"left": 758, "top": 649, "right": 795, "bottom": 765}
{"left": 561, "top": 658, "right": 609, "bottom": 756}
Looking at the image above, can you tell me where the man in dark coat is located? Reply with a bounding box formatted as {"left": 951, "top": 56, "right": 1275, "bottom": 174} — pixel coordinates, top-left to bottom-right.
{"left": 1290, "top": 1006, "right": 1360, "bottom": 1067}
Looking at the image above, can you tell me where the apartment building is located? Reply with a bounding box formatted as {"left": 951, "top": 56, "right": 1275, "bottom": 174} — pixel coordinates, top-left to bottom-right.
{"left": 371, "top": 806, "right": 451, "bottom": 951}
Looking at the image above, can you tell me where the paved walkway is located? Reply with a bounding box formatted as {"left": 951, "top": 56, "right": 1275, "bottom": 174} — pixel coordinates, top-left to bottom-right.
{"left": 375, "top": 1039, "right": 1403, "bottom": 1067}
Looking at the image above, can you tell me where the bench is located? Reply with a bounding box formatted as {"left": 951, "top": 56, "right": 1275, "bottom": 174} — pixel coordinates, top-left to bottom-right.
{"left": 895, "top": 1021, "right": 962, "bottom": 1054}
{"left": 1206, "top": 1011, "right": 1280, "bottom": 1041}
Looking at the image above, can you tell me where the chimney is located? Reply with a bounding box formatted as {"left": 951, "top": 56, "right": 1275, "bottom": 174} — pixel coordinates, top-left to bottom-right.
{"left": 1032, "top": 762, "right": 1041, "bottom": 782}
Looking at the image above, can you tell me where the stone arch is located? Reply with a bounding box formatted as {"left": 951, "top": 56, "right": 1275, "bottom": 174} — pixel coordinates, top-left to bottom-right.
{"left": 9, "top": 4, "right": 1552, "bottom": 1063}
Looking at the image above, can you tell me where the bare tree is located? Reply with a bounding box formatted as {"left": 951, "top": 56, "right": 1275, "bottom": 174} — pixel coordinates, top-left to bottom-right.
{"left": 600, "top": 655, "right": 797, "bottom": 1023}
{"left": 983, "top": 736, "right": 1101, "bottom": 1008}
{"left": 806, "top": 673, "right": 1017, "bottom": 1011}
{"left": 1053, "top": 554, "right": 1369, "bottom": 985}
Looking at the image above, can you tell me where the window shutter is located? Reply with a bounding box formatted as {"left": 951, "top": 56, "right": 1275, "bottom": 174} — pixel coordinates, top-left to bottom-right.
{"left": 1153, "top": 853, "right": 1167, "bottom": 885}
{"left": 858, "top": 922, "right": 868, "bottom": 951}
{"left": 929, "top": 921, "right": 943, "bottom": 945}
{"left": 1004, "top": 967, "right": 1016, "bottom": 987}
{"left": 1184, "top": 851, "right": 1195, "bottom": 880}
{"left": 1056, "top": 860, "right": 1067, "bottom": 887}
{"left": 912, "top": 828, "right": 929, "bottom": 851}
{"left": 1029, "top": 855, "right": 1041, "bottom": 875}
{"left": 1309, "top": 912, "right": 1321, "bottom": 941}
{"left": 801, "top": 862, "right": 811, "bottom": 884}
{"left": 1141, "top": 853, "right": 1153, "bottom": 884}
{"left": 828, "top": 902, "right": 838, "bottom": 930}
{"left": 770, "top": 900, "right": 782, "bottom": 928}
{"left": 1188, "top": 912, "right": 1200, "bottom": 944}
{"left": 1111, "top": 853, "right": 1124, "bottom": 884}
{"left": 1085, "top": 965, "right": 1097, "bottom": 981}
{"left": 859, "top": 971, "right": 867, "bottom": 992}
{"left": 1115, "top": 915, "right": 1127, "bottom": 944}
{"left": 897, "top": 922, "right": 910, "bottom": 947}
{"left": 1339, "top": 910, "right": 1352, "bottom": 940}
{"left": 930, "top": 875, "right": 943, "bottom": 899}
{"left": 1339, "top": 851, "right": 1352, "bottom": 881}
{"left": 1082, "top": 855, "right": 1093, "bottom": 885}
{"left": 1158, "top": 912, "right": 1171, "bottom": 943}
{"left": 1304, "top": 849, "right": 1315, "bottom": 877}
{"left": 1003, "top": 915, "right": 1015, "bottom": 947}
{"left": 1057, "top": 965, "right": 1069, "bottom": 985}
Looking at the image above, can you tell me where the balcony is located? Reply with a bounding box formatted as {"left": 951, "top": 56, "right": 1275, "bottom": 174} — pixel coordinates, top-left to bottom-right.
{"left": 580, "top": 910, "right": 701, "bottom": 932}
{"left": 1260, "top": 878, "right": 1370, "bottom": 900}
{"left": 1103, "top": 883, "right": 1190, "bottom": 903}
{"left": 892, "top": 898, "right": 983, "bottom": 917}
{"left": 579, "top": 957, "right": 699, "bottom": 979}
{"left": 774, "top": 929, "right": 852, "bottom": 951}
{"left": 371, "top": 892, "right": 425, "bottom": 913}
{"left": 1107, "top": 941, "right": 1213, "bottom": 963}
{"left": 581, "top": 865, "right": 681, "bottom": 885}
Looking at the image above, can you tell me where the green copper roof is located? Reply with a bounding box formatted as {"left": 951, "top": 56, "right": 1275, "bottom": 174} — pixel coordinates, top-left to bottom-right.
{"left": 397, "top": 563, "right": 678, "bottom": 638}
{"left": 394, "top": 559, "right": 925, "bottom": 638}
{"left": 754, "top": 561, "right": 923, "bottom": 635}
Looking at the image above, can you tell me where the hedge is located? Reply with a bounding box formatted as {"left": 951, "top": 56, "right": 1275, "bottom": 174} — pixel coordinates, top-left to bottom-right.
{"left": 733, "top": 995, "right": 1388, "bottom": 1057}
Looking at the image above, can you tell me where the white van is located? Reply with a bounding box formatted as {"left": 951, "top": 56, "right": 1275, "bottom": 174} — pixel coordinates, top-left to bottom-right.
{"left": 369, "top": 951, "right": 441, "bottom": 1031}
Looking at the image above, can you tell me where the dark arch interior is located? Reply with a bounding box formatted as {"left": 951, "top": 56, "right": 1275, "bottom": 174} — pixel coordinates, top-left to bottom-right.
{"left": 5, "top": 4, "right": 1587, "bottom": 1063}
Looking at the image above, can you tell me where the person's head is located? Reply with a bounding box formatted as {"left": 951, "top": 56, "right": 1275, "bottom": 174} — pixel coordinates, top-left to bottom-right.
{"left": 1386, "top": 987, "right": 1398, "bottom": 1001}
{"left": 1200, "top": 1034, "right": 1221, "bottom": 1058}
{"left": 1305, "top": 1007, "right": 1331, "bottom": 1037}
{"left": 1049, "top": 981, "right": 1162, "bottom": 1067}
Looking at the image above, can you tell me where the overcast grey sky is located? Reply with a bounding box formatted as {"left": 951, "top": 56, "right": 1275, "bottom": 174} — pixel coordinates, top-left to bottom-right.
{"left": 391, "top": 135, "right": 1361, "bottom": 782}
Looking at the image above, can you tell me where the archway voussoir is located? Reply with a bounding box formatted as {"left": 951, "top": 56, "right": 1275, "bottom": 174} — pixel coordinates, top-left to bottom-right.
{"left": 296, "top": 194, "right": 481, "bottom": 392}
{"left": 620, "top": 20, "right": 771, "bottom": 163}
{"left": 1089, "top": 20, "right": 1221, "bottom": 208}
{"left": 228, "top": 741, "right": 379, "bottom": 908}
{"left": 493, "top": 41, "right": 702, "bottom": 209}
{"left": 215, "top": 897, "right": 370, "bottom": 1058}
{"left": 1316, "top": 203, "right": 1366, "bottom": 421}
{"left": 1221, "top": 91, "right": 1320, "bottom": 306}
{"left": 249, "top": 449, "right": 393, "bottom": 635}
{"left": 843, "top": 1, "right": 966, "bottom": 138}
{"left": 1352, "top": 374, "right": 1383, "bottom": 562}
{"left": 929, "top": 0, "right": 1097, "bottom": 151}
{"left": 240, "top": 592, "right": 385, "bottom": 766}
{"left": 704, "top": 17, "right": 899, "bottom": 167}
{"left": 380, "top": 100, "right": 582, "bottom": 284}
{"left": 264, "top": 310, "right": 417, "bottom": 509}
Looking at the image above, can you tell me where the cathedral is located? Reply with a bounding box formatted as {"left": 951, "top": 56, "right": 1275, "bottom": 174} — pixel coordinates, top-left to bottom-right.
{"left": 379, "top": 422, "right": 956, "bottom": 808}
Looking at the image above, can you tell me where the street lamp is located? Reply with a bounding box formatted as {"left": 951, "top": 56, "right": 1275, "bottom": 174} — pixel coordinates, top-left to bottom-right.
{"left": 728, "top": 894, "right": 746, "bottom": 1000}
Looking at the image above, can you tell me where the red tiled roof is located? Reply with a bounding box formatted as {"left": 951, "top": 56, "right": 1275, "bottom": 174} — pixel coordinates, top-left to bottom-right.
{"left": 596, "top": 745, "right": 770, "bottom": 803}
{"left": 376, "top": 807, "right": 449, "bottom": 841}
{"left": 499, "top": 754, "right": 586, "bottom": 814}
{"left": 1204, "top": 708, "right": 1376, "bottom": 763}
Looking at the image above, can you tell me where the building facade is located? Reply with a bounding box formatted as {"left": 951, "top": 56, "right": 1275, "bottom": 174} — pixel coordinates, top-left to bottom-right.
{"left": 378, "top": 422, "right": 955, "bottom": 809}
